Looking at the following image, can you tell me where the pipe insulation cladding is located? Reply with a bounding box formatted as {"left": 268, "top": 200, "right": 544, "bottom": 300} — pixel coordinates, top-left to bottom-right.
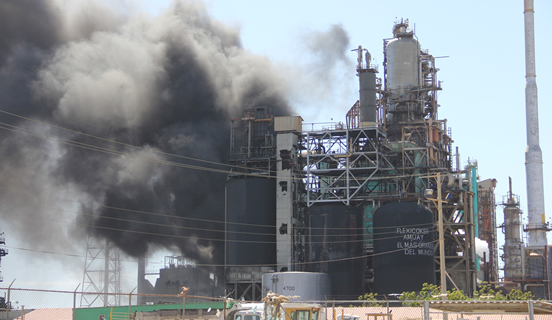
{"left": 524, "top": 0, "right": 547, "bottom": 247}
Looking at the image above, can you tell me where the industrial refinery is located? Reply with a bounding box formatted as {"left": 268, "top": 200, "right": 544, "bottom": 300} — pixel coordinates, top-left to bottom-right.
{"left": 128, "top": 13, "right": 550, "bottom": 301}
{"left": 221, "top": 17, "right": 484, "bottom": 299}
{"left": 3, "top": 1, "right": 543, "bottom": 307}
{"left": 2, "top": 1, "right": 552, "bottom": 319}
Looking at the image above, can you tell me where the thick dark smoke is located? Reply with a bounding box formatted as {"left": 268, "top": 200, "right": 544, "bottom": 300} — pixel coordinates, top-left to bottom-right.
{"left": 0, "top": 0, "right": 290, "bottom": 266}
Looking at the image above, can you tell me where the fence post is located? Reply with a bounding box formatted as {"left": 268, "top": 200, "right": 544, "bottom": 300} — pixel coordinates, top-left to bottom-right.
{"left": 6, "top": 279, "right": 15, "bottom": 320}
{"left": 384, "top": 295, "right": 389, "bottom": 319}
{"left": 528, "top": 300, "right": 534, "bottom": 320}
{"left": 324, "top": 296, "right": 327, "bottom": 320}
{"left": 72, "top": 283, "right": 81, "bottom": 320}
{"left": 5, "top": 288, "right": 8, "bottom": 320}
{"left": 423, "top": 301, "right": 429, "bottom": 320}
{"left": 129, "top": 287, "right": 136, "bottom": 320}
{"left": 180, "top": 287, "right": 189, "bottom": 320}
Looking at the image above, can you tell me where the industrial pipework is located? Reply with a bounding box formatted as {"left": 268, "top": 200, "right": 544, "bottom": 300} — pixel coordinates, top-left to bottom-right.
{"left": 523, "top": 0, "right": 548, "bottom": 247}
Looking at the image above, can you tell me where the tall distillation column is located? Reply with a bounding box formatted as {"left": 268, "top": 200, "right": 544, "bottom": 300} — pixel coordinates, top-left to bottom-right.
{"left": 384, "top": 19, "right": 421, "bottom": 142}
{"left": 501, "top": 178, "right": 523, "bottom": 289}
{"left": 523, "top": 0, "right": 547, "bottom": 248}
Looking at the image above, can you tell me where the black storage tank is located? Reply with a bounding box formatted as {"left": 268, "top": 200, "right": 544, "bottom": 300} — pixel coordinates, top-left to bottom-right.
{"left": 307, "top": 204, "right": 364, "bottom": 299}
{"left": 373, "top": 202, "right": 435, "bottom": 295}
{"left": 225, "top": 177, "right": 276, "bottom": 266}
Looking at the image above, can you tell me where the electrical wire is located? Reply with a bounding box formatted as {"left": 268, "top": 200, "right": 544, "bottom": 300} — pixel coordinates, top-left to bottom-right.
{"left": 0, "top": 112, "right": 459, "bottom": 184}
{"left": 0, "top": 114, "right": 473, "bottom": 242}
{"left": 0, "top": 183, "right": 441, "bottom": 246}
{"left": 0, "top": 122, "right": 246, "bottom": 177}
{"left": 3, "top": 199, "right": 438, "bottom": 246}
{"left": 0, "top": 109, "right": 270, "bottom": 173}
{"left": 4, "top": 239, "right": 440, "bottom": 268}
{"left": 0, "top": 184, "right": 444, "bottom": 233}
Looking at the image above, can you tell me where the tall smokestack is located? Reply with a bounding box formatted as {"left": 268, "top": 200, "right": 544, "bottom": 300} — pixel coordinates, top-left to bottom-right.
{"left": 523, "top": 0, "right": 547, "bottom": 247}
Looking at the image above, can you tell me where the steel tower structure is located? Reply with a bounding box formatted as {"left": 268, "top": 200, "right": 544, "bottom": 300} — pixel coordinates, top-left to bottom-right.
{"left": 80, "top": 235, "right": 122, "bottom": 307}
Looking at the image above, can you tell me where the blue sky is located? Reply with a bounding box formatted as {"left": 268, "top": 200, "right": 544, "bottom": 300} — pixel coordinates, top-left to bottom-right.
{"left": 3, "top": 0, "right": 551, "bottom": 296}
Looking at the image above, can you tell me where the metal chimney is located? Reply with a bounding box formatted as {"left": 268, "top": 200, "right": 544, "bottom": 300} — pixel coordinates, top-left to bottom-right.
{"left": 523, "top": 0, "right": 547, "bottom": 247}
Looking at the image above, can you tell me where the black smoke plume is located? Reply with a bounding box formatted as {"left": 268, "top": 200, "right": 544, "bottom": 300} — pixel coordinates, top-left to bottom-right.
{"left": 0, "top": 0, "right": 290, "bottom": 266}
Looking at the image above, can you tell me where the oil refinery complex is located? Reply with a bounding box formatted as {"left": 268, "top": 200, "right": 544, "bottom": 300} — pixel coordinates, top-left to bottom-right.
{"left": 219, "top": 18, "right": 514, "bottom": 299}
{"left": 76, "top": 7, "right": 552, "bottom": 305}
{"left": 132, "top": 14, "right": 551, "bottom": 302}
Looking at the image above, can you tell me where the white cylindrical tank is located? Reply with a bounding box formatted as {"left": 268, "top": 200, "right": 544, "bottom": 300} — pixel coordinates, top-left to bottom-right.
{"left": 262, "top": 272, "right": 331, "bottom": 301}
{"left": 386, "top": 35, "right": 420, "bottom": 97}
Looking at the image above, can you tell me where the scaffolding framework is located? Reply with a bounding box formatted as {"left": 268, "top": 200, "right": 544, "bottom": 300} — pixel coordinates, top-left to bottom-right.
{"left": 297, "top": 120, "right": 477, "bottom": 294}
{"left": 302, "top": 126, "right": 393, "bottom": 206}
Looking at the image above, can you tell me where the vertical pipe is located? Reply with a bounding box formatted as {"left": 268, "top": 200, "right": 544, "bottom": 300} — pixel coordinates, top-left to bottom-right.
{"left": 306, "top": 132, "right": 310, "bottom": 206}
{"left": 522, "top": 247, "right": 526, "bottom": 282}
{"left": 346, "top": 129, "right": 350, "bottom": 205}
{"left": 545, "top": 246, "right": 550, "bottom": 300}
{"left": 224, "top": 186, "right": 227, "bottom": 289}
{"left": 437, "top": 174, "right": 447, "bottom": 298}
{"left": 483, "top": 252, "right": 488, "bottom": 282}
{"left": 471, "top": 165, "right": 479, "bottom": 240}
{"left": 455, "top": 147, "right": 460, "bottom": 172}
{"left": 524, "top": 0, "right": 547, "bottom": 247}
{"left": 104, "top": 241, "right": 110, "bottom": 307}
{"left": 468, "top": 168, "right": 477, "bottom": 292}
{"left": 248, "top": 121, "right": 251, "bottom": 158}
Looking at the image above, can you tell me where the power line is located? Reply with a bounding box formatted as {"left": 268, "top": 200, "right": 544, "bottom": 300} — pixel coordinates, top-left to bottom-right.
{"left": 0, "top": 109, "right": 268, "bottom": 173}
{"left": 0, "top": 112, "right": 459, "bottom": 184}
{"left": 4, "top": 197, "right": 436, "bottom": 245}
{"left": 0, "top": 184, "right": 441, "bottom": 233}
{"left": 0, "top": 122, "right": 242, "bottom": 176}
{"left": 5, "top": 239, "right": 440, "bottom": 268}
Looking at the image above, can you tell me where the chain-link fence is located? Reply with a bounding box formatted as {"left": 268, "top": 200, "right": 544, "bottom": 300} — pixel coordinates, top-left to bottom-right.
{"left": 321, "top": 300, "right": 552, "bottom": 320}
{"left": 0, "top": 288, "right": 551, "bottom": 320}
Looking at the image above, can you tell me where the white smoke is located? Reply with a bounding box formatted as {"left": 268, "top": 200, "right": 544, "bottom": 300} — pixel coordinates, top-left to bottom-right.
{"left": 475, "top": 237, "right": 490, "bottom": 260}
